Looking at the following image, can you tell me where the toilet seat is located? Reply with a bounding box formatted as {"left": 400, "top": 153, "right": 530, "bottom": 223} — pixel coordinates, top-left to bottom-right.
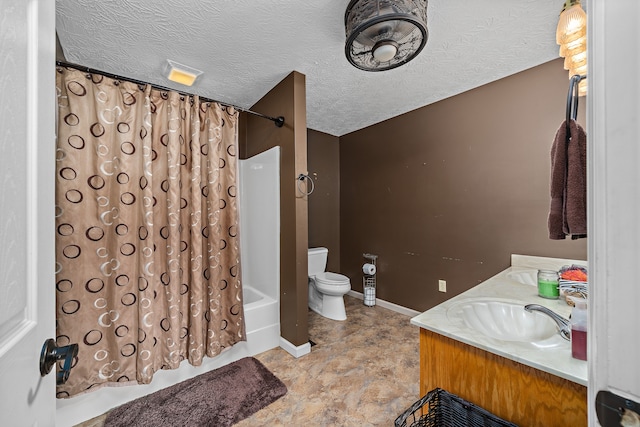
{"left": 315, "top": 272, "right": 349, "bottom": 286}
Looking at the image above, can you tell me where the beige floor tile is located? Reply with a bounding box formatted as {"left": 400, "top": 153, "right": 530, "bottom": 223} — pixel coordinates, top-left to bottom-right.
{"left": 74, "top": 295, "right": 420, "bottom": 426}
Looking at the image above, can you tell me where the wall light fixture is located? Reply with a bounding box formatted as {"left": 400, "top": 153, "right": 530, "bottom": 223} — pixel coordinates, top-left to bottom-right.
{"left": 556, "top": 0, "right": 587, "bottom": 96}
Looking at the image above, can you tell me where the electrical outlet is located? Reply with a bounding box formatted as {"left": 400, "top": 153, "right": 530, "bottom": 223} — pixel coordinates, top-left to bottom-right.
{"left": 438, "top": 280, "right": 447, "bottom": 292}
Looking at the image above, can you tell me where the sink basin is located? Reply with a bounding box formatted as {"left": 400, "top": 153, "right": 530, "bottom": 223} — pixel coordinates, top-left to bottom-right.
{"left": 446, "top": 299, "right": 558, "bottom": 342}
{"left": 506, "top": 269, "right": 538, "bottom": 286}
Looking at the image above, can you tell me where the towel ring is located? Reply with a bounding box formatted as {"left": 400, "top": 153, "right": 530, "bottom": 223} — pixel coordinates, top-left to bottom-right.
{"left": 566, "top": 74, "right": 586, "bottom": 135}
{"left": 297, "top": 174, "right": 314, "bottom": 196}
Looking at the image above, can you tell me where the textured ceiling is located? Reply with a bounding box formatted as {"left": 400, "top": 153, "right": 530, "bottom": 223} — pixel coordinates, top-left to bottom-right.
{"left": 56, "top": 0, "right": 563, "bottom": 137}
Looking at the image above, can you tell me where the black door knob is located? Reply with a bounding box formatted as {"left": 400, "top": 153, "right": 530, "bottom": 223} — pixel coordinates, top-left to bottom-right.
{"left": 40, "top": 338, "right": 79, "bottom": 385}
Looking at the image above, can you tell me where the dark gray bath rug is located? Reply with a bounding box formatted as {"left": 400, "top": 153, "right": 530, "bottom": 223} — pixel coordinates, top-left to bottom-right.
{"left": 104, "top": 357, "right": 287, "bottom": 427}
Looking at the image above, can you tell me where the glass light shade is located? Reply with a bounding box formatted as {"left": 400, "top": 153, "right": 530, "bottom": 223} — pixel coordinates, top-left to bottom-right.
{"left": 578, "top": 79, "right": 587, "bottom": 97}
{"left": 373, "top": 42, "right": 398, "bottom": 62}
{"left": 165, "top": 60, "right": 203, "bottom": 87}
{"left": 556, "top": 1, "right": 588, "bottom": 95}
{"left": 564, "top": 50, "right": 587, "bottom": 70}
{"left": 569, "top": 63, "right": 587, "bottom": 77}
{"left": 559, "top": 35, "right": 586, "bottom": 57}
{"left": 556, "top": 3, "right": 587, "bottom": 45}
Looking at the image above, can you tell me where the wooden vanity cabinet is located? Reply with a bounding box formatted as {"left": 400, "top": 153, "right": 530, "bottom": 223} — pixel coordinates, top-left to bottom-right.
{"left": 420, "top": 328, "right": 587, "bottom": 427}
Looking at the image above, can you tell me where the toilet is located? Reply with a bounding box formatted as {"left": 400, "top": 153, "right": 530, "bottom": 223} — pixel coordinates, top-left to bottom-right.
{"left": 307, "top": 247, "right": 351, "bottom": 321}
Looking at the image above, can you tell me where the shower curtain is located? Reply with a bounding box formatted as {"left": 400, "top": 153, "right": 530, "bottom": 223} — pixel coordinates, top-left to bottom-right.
{"left": 55, "top": 67, "right": 245, "bottom": 397}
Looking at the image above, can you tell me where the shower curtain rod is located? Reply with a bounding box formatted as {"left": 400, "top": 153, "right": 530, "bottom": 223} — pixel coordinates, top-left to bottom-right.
{"left": 56, "top": 61, "right": 285, "bottom": 128}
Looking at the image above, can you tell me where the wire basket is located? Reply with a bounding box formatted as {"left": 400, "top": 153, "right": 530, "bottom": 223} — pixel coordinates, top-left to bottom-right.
{"left": 363, "top": 275, "right": 376, "bottom": 306}
{"left": 363, "top": 253, "right": 377, "bottom": 307}
{"left": 395, "top": 388, "right": 518, "bottom": 427}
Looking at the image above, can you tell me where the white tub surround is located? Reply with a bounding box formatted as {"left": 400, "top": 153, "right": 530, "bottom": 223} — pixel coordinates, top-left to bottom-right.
{"left": 238, "top": 146, "right": 281, "bottom": 353}
{"left": 411, "top": 254, "right": 588, "bottom": 386}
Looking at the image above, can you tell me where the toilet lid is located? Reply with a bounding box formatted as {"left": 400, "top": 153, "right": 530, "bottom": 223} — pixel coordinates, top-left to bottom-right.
{"left": 315, "top": 272, "right": 350, "bottom": 285}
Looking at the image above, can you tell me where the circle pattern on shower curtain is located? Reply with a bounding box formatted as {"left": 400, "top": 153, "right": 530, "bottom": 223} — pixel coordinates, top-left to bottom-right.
{"left": 54, "top": 67, "right": 245, "bottom": 398}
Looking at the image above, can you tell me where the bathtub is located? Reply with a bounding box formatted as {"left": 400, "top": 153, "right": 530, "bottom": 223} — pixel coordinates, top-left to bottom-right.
{"left": 242, "top": 285, "right": 280, "bottom": 350}
{"left": 58, "top": 285, "right": 281, "bottom": 426}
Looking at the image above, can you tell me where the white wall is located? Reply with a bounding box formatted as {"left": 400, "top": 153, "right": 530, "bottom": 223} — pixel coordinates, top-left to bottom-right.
{"left": 589, "top": 1, "right": 640, "bottom": 424}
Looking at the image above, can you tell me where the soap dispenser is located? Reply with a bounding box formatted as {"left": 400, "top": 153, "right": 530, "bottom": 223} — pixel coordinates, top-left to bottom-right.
{"left": 568, "top": 296, "right": 588, "bottom": 361}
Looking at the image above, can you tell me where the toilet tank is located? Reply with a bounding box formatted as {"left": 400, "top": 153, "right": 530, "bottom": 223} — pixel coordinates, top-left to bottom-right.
{"left": 308, "top": 247, "right": 328, "bottom": 276}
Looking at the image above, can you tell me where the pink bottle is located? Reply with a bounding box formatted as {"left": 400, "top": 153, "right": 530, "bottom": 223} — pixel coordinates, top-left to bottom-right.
{"left": 568, "top": 296, "right": 587, "bottom": 361}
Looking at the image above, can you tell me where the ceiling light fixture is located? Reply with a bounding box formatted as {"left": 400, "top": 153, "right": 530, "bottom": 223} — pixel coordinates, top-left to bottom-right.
{"left": 556, "top": 0, "right": 587, "bottom": 96}
{"left": 344, "top": 0, "right": 428, "bottom": 72}
{"left": 165, "top": 60, "right": 203, "bottom": 87}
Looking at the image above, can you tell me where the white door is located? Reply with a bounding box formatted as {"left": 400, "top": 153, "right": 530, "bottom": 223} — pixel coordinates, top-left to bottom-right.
{"left": 0, "top": 0, "right": 56, "bottom": 426}
{"left": 589, "top": 1, "right": 640, "bottom": 426}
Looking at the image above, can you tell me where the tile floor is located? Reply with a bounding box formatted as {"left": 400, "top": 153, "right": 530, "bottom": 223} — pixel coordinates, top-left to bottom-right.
{"left": 75, "top": 295, "right": 421, "bottom": 426}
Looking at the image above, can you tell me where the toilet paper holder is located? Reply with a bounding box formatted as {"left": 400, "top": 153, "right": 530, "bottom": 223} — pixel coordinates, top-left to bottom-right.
{"left": 363, "top": 253, "right": 378, "bottom": 307}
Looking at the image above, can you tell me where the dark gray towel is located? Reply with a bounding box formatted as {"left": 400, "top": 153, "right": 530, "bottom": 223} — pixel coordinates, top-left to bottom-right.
{"left": 548, "top": 119, "right": 587, "bottom": 240}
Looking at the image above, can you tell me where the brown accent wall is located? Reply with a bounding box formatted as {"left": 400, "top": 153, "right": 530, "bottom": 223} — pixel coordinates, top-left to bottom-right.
{"left": 242, "top": 71, "right": 309, "bottom": 346}
{"left": 307, "top": 130, "right": 341, "bottom": 272}
{"left": 339, "top": 59, "right": 587, "bottom": 312}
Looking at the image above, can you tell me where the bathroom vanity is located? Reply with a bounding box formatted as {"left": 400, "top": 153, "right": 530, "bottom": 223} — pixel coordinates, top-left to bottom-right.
{"left": 411, "top": 255, "right": 588, "bottom": 427}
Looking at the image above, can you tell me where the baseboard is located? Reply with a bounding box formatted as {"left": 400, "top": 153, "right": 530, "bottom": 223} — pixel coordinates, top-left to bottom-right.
{"left": 279, "top": 337, "right": 311, "bottom": 358}
{"left": 347, "top": 290, "right": 421, "bottom": 318}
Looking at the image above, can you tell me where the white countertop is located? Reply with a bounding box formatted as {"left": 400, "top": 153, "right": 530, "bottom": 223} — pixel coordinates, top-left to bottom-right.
{"left": 410, "top": 254, "right": 588, "bottom": 386}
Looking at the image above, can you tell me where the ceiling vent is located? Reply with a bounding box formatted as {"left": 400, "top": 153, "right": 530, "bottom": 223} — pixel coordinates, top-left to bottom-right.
{"left": 344, "top": 0, "right": 428, "bottom": 72}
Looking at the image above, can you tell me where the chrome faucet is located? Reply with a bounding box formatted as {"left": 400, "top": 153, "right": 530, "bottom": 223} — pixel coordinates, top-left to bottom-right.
{"left": 524, "top": 304, "right": 571, "bottom": 341}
